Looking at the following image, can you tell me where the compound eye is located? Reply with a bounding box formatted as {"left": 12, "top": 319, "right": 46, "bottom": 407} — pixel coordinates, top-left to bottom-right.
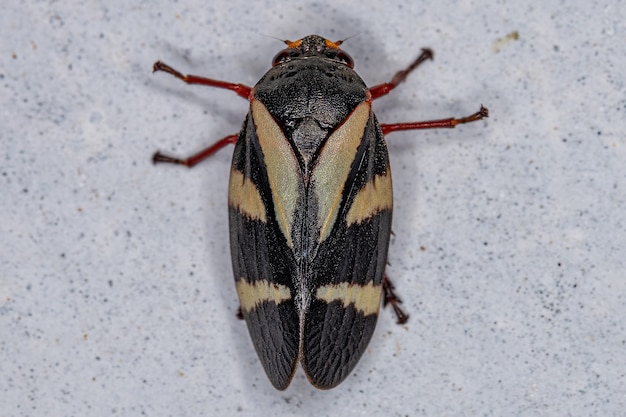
{"left": 272, "top": 50, "right": 290, "bottom": 66}
{"left": 337, "top": 51, "right": 354, "bottom": 68}
{"left": 272, "top": 49, "right": 301, "bottom": 66}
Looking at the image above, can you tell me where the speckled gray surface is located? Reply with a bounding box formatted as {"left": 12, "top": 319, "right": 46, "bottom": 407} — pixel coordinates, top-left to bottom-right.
{"left": 2, "top": 0, "right": 625, "bottom": 416}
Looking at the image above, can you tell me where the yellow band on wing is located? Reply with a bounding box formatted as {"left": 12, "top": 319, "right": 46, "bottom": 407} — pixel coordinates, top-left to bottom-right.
{"left": 236, "top": 279, "right": 292, "bottom": 313}
{"left": 315, "top": 281, "right": 382, "bottom": 316}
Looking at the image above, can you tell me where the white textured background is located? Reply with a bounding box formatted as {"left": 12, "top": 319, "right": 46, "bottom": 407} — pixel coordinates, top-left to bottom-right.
{"left": 2, "top": 0, "right": 624, "bottom": 416}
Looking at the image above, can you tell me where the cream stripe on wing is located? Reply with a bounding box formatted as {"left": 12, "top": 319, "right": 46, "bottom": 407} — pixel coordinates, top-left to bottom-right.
{"left": 236, "top": 279, "right": 292, "bottom": 313}
{"left": 315, "top": 281, "right": 382, "bottom": 316}
{"left": 252, "top": 99, "right": 300, "bottom": 248}
{"left": 346, "top": 171, "right": 392, "bottom": 226}
{"left": 313, "top": 102, "right": 371, "bottom": 243}
{"left": 228, "top": 168, "right": 267, "bottom": 222}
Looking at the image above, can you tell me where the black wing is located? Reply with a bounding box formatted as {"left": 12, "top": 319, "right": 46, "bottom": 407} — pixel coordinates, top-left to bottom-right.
{"left": 228, "top": 111, "right": 300, "bottom": 390}
{"left": 301, "top": 107, "right": 392, "bottom": 389}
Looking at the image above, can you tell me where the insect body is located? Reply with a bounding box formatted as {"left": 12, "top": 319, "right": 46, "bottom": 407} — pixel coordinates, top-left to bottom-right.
{"left": 153, "top": 35, "right": 488, "bottom": 390}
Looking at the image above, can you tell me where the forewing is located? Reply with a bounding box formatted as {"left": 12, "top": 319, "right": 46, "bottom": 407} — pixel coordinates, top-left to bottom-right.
{"left": 302, "top": 105, "right": 393, "bottom": 388}
{"left": 228, "top": 103, "right": 301, "bottom": 390}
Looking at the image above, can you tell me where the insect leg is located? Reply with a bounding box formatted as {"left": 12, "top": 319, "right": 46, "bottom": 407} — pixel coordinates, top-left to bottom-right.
{"left": 369, "top": 48, "right": 433, "bottom": 100}
{"left": 153, "top": 61, "right": 252, "bottom": 99}
{"left": 383, "top": 274, "right": 409, "bottom": 324}
{"left": 380, "top": 106, "right": 489, "bottom": 135}
{"left": 153, "top": 133, "right": 238, "bottom": 167}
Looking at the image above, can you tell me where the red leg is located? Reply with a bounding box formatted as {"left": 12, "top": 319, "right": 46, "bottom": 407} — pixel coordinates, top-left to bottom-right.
{"left": 369, "top": 48, "right": 433, "bottom": 100}
{"left": 383, "top": 274, "right": 409, "bottom": 324}
{"left": 153, "top": 61, "right": 252, "bottom": 99}
{"left": 153, "top": 133, "right": 238, "bottom": 168}
{"left": 381, "top": 106, "right": 488, "bottom": 135}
